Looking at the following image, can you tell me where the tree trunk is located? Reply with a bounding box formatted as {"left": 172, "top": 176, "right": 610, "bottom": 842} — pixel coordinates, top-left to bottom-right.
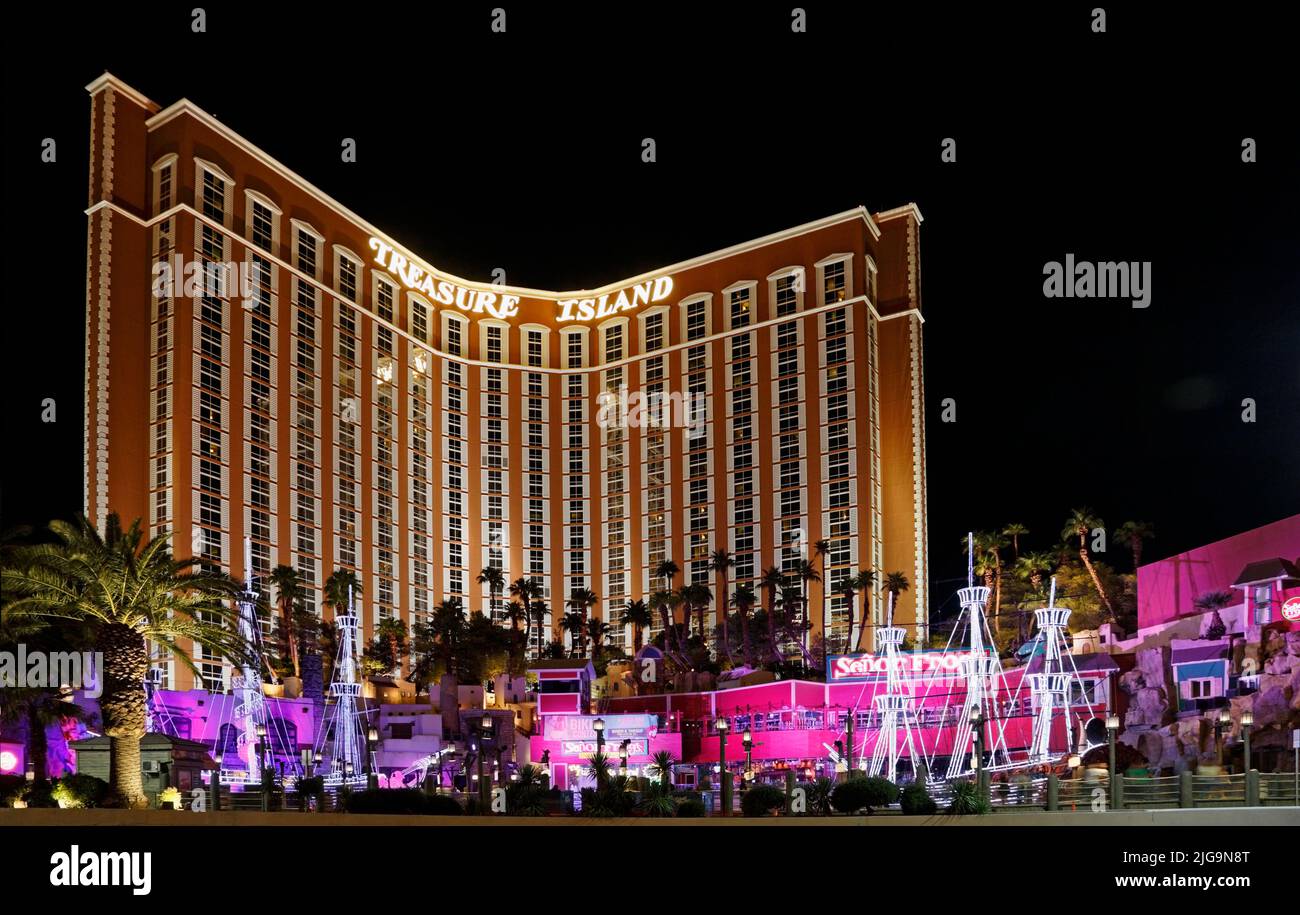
{"left": 281, "top": 599, "right": 300, "bottom": 678}
{"left": 1078, "top": 528, "right": 1117, "bottom": 623}
{"left": 26, "top": 706, "right": 48, "bottom": 783}
{"left": 100, "top": 622, "right": 150, "bottom": 808}
{"left": 740, "top": 609, "right": 753, "bottom": 667}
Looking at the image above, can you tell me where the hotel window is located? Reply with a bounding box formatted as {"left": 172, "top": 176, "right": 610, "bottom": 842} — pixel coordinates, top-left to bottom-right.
{"left": 294, "top": 225, "right": 320, "bottom": 278}
{"left": 728, "top": 285, "right": 753, "bottom": 329}
{"left": 1252, "top": 585, "right": 1271, "bottom": 624}
{"left": 526, "top": 329, "right": 544, "bottom": 367}
{"left": 643, "top": 311, "right": 665, "bottom": 352}
{"left": 774, "top": 272, "right": 801, "bottom": 317}
{"left": 410, "top": 298, "right": 429, "bottom": 342}
{"left": 248, "top": 198, "right": 277, "bottom": 254}
{"left": 820, "top": 258, "right": 848, "bottom": 305}
{"left": 198, "top": 163, "right": 231, "bottom": 224}
{"left": 445, "top": 316, "right": 464, "bottom": 356}
{"left": 683, "top": 296, "right": 709, "bottom": 341}
{"left": 375, "top": 278, "right": 395, "bottom": 323}
{"left": 336, "top": 253, "right": 359, "bottom": 301}
{"left": 604, "top": 323, "right": 624, "bottom": 362}
{"left": 565, "top": 331, "right": 585, "bottom": 369}
{"left": 486, "top": 325, "right": 504, "bottom": 363}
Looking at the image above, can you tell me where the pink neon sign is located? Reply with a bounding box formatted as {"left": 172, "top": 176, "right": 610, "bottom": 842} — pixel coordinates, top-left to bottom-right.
{"left": 829, "top": 651, "right": 985, "bottom": 680}
{"left": 0, "top": 750, "right": 18, "bottom": 773}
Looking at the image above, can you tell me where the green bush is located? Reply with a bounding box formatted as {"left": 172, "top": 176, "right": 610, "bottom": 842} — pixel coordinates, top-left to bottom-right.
{"left": 0, "top": 774, "right": 25, "bottom": 807}
{"left": 579, "top": 784, "right": 636, "bottom": 817}
{"left": 20, "top": 781, "right": 58, "bottom": 808}
{"left": 506, "top": 781, "right": 547, "bottom": 816}
{"left": 637, "top": 784, "right": 676, "bottom": 818}
{"left": 806, "top": 778, "right": 835, "bottom": 816}
{"left": 830, "top": 776, "right": 899, "bottom": 814}
{"left": 344, "top": 788, "right": 462, "bottom": 815}
{"left": 675, "top": 798, "right": 706, "bottom": 817}
{"left": 945, "top": 779, "right": 991, "bottom": 815}
{"left": 899, "top": 783, "right": 937, "bottom": 816}
{"left": 51, "top": 773, "right": 110, "bottom": 809}
{"left": 741, "top": 784, "right": 786, "bottom": 817}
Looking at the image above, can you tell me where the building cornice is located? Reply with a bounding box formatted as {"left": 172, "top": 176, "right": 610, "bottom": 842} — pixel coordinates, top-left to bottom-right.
{"left": 141, "top": 94, "right": 891, "bottom": 299}
{"left": 85, "top": 73, "right": 159, "bottom": 113}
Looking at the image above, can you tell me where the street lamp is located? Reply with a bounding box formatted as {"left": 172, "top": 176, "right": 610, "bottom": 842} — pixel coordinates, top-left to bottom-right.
{"left": 1241, "top": 711, "right": 1254, "bottom": 772}
{"left": 742, "top": 728, "right": 754, "bottom": 781}
{"left": 255, "top": 723, "right": 270, "bottom": 811}
{"left": 366, "top": 726, "right": 380, "bottom": 791}
{"left": 211, "top": 752, "right": 223, "bottom": 812}
{"left": 478, "top": 715, "right": 493, "bottom": 809}
{"left": 717, "top": 718, "right": 731, "bottom": 816}
{"left": 619, "top": 739, "right": 629, "bottom": 778}
{"left": 1216, "top": 707, "right": 1231, "bottom": 767}
{"left": 1106, "top": 713, "right": 1120, "bottom": 810}
{"left": 592, "top": 717, "right": 605, "bottom": 756}
{"left": 969, "top": 706, "right": 985, "bottom": 799}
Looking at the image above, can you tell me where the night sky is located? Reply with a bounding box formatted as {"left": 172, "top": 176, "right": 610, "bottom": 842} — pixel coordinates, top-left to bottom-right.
{"left": 3, "top": 5, "right": 1297, "bottom": 606}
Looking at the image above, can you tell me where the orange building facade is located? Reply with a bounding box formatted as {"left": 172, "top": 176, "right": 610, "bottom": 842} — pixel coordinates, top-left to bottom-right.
{"left": 83, "top": 74, "right": 930, "bottom": 690}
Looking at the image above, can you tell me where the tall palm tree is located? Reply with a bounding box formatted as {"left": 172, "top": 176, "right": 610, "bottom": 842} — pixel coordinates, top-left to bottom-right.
{"left": 708, "top": 549, "right": 735, "bottom": 661}
{"left": 561, "top": 611, "right": 587, "bottom": 658}
{"left": 650, "top": 749, "right": 677, "bottom": 787}
{"left": 974, "top": 531, "right": 1009, "bottom": 630}
{"left": 530, "top": 599, "right": 549, "bottom": 653}
{"left": 883, "top": 572, "right": 910, "bottom": 629}
{"left": 1114, "top": 521, "right": 1155, "bottom": 572}
{"left": 267, "top": 564, "right": 304, "bottom": 678}
{"left": 509, "top": 576, "right": 543, "bottom": 654}
{"left": 1, "top": 514, "right": 248, "bottom": 807}
{"left": 1062, "top": 508, "right": 1116, "bottom": 623}
{"left": 430, "top": 598, "right": 466, "bottom": 677}
{"left": 812, "top": 539, "right": 830, "bottom": 653}
{"left": 1015, "top": 551, "right": 1056, "bottom": 595}
{"left": 760, "top": 567, "right": 786, "bottom": 663}
{"left": 654, "top": 559, "right": 679, "bottom": 594}
{"left": 1002, "top": 523, "right": 1029, "bottom": 562}
{"left": 844, "top": 570, "right": 876, "bottom": 652}
{"left": 324, "top": 568, "right": 362, "bottom": 616}
{"left": 732, "top": 582, "right": 758, "bottom": 667}
{"left": 681, "top": 582, "right": 712, "bottom": 644}
{"left": 649, "top": 588, "right": 684, "bottom": 663}
{"left": 567, "top": 588, "right": 599, "bottom": 660}
{"left": 374, "top": 616, "right": 408, "bottom": 678}
{"left": 779, "top": 584, "right": 814, "bottom": 667}
{"left": 795, "top": 559, "right": 822, "bottom": 657}
{"left": 619, "top": 599, "right": 652, "bottom": 653}
{"left": 477, "top": 566, "right": 506, "bottom": 620}
{"left": 587, "top": 618, "right": 613, "bottom": 670}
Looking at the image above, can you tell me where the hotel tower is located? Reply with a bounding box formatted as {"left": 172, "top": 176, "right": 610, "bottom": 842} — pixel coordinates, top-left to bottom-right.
{"left": 83, "top": 74, "right": 930, "bottom": 691}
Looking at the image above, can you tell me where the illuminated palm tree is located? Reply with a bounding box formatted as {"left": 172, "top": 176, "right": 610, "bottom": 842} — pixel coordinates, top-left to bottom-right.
{"left": 681, "top": 582, "right": 713, "bottom": 644}
{"left": 760, "top": 567, "right": 786, "bottom": 663}
{"left": 812, "top": 539, "right": 830, "bottom": 653}
{"left": 561, "top": 611, "right": 587, "bottom": 658}
{"left": 732, "top": 582, "right": 758, "bottom": 667}
{"left": 509, "top": 576, "right": 543, "bottom": 654}
{"left": 1, "top": 514, "right": 248, "bottom": 807}
{"left": 1002, "top": 523, "right": 1029, "bottom": 562}
{"left": 323, "top": 568, "right": 363, "bottom": 616}
{"left": 477, "top": 566, "right": 506, "bottom": 620}
{"left": 1062, "top": 508, "right": 1116, "bottom": 623}
{"left": 795, "top": 559, "right": 821, "bottom": 658}
{"left": 842, "top": 570, "right": 876, "bottom": 652}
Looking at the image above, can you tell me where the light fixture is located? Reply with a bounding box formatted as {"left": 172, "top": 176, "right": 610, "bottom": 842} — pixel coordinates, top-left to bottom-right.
{"left": 1106, "top": 714, "right": 1120, "bottom": 731}
{"left": 314, "top": 751, "right": 323, "bottom": 765}
{"left": 968, "top": 706, "right": 982, "bottom": 725}
{"left": 592, "top": 717, "right": 605, "bottom": 733}
{"left": 255, "top": 723, "right": 267, "bottom": 739}
{"left": 1218, "top": 708, "right": 1231, "bottom": 726}
{"left": 742, "top": 728, "right": 752, "bottom": 745}
{"left": 213, "top": 752, "right": 224, "bottom": 767}
{"left": 481, "top": 714, "right": 492, "bottom": 731}
{"left": 1241, "top": 711, "right": 1253, "bottom": 727}
{"left": 1067, "top": 754, "right": 1082, "bottom": 768}
{"left": 717, "top": 718, "right": 729, "bottom": 733}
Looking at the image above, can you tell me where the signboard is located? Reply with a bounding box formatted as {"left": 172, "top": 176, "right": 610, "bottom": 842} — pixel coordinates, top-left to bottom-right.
{"left": 560, "top": 739, "right": 650, "bottom": 759}
{"left": 826, "top": 650, "right": 990, "bottom": 682}
{"left": 543, "top": 714, "right": 658, "bottom": 742}
{"left": 369, "top": 236, "right": 673, "bottom": 324}
{"left": 1281, "top": 596, "right": 1300, "bottom": 622}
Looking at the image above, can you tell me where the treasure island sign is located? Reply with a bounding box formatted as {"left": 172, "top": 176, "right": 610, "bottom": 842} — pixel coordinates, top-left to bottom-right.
{"left": 369, "top": 237, "right": 674, "bottom": 323}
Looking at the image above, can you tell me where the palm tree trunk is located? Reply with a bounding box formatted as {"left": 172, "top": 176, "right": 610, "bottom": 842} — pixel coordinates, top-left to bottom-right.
{"left": 100, "top": 622, "right": 150, "bottom": 808}
{"left": 1081, "top": 548, "right": 1117, "bottom": 623}
{"left": 26, "top": 706, "right": 48, "bottom": 783}
{"left": 739, "top": 609, "right": 753, "bottom": 666}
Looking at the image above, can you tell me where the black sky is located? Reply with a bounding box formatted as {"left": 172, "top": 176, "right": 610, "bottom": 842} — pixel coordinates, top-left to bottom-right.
{"left": 3, "top": 4, "right": 1298, "bottom": 607}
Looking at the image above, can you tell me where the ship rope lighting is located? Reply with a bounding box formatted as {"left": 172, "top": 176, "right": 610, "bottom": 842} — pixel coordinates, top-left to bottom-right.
{"left": 314, "top": 584, "right": 372, "bottom": 788}
{"left": 866, "top": 592, "right": 928, "bottom": 783}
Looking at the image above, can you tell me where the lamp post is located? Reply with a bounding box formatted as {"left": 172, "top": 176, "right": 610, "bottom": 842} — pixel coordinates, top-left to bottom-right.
{"left": 844, "top": 709, "right": 854, "bottom": 775}
{"left": 255, "top": 722, "right": 269, "bottom": 812}
{"left": 593, "top": 717, "right": 605, "bottom": 756}
{"left": 969, "top": 706, "right": 985, "bottom": 801}
{"left": 717, "top": 718, "right": 731, "bottom": 816}
{"left": 742, "top": 728, "right": 754, "bottom": 782}
{"left": 479, "top": 714, "right": 492, "bottom": 809}
{"left": 619, "top": 739, "right": 629, "bottom": 778}
{"left": 1106, "top": 713, "right": 1120, "bottom": 810}
{"left": 1216, "top": 707, "right": 1230, "bottom": 767}
{"left": 1241, "top": 711, "right": 1253, "bottom": 772}
{"left": 366, "top": 726, "right": 379, "bottom": 791}
{"left": 211, "top": 752, "right": 223, "bottom": 812}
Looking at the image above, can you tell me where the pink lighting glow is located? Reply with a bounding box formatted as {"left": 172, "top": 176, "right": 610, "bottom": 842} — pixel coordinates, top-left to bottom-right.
{"left": 0, "top": 750, "right": 18, "bottom": 773}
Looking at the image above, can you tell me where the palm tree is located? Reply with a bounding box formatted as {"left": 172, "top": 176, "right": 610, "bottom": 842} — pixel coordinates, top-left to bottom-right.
{"left": 1015, "top": 551, "right": 1055, "bottom": 594}
{"left": 430, "top": 598, "right": 466, "bottom": 677}
{"left": 760, "top": 567, "right": 786, "bottom": 663}
{"left": 568, "top": 588, "right": 599, "bottom": 660}
{"left": 477, "top": 566, "right": 506, "bottom": 619}
{"left": 560, "top": 611, "right": 587, "bottom": 658}
{"left": 654, "top": 559, "right": 679, "bottom": 593}
{"left": 732, "top": 582, "right": 758, "bottom": 666}
{"left": 324, "top": 568, "right": 362, "bottom": 616}
{"left": 1, "top": 515, "right": 248, "bottom": 807}
{"left": 681, "top": 582, "right": 713, "bottom": 645}
{"left": 530, "top": 600, "right": 549, "bottom": 653}
{"left": 779, "top": 584, "right": 814, "bottom": 668}
{"left": 1114, "top": 521, "right": 1155, "bottom": 571}
{"left": 1002, "top": 523, "right": 1029, "bottom": 562}
{"left": 795, "top": 559, "right": 822, "bottom": 657}
{"left": 844, "top": 570, "right": 876, "bottom": 651}
{"left": 650, "top": 749, "right": 677, "bottom": 788}
{"left": 974, "top": 531, "right": 1009, "bottom": 630}
{"left": 1062, "top": 508, "right": 1116, "bottom": 623}
{"left": 812, "top": 539, "right": 830, "bottom": 652}
{"left": 587, "top": 618, "right": 613, "bottom": 671}
{"left": 708, "top": 549, "right": 735, "bottom": 661}
{"left": 1193, "top": 590, "right": 1234, "bottom": 640}
{"left": 619, "top": 599, "right": 652, "bottom": 653}
{"left": 883, "top": 571, "right": 910, "bottom": 621}
{"left": 509, "top": 576, "right": 543, "bottom": 654}
{"left": 267, "top": 564, "right": 304, "bottom": 678}
{"left": 374, "top": 616, "right": 408, "bottom": 679}
{"left": 0, "top": 685, "right": 88, "bottom": 784}
{"left": 649, "top": 589, "right": 685, "bottom": 663}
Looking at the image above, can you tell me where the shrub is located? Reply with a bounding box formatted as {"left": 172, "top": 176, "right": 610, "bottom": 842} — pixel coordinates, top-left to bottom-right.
{"left": 51, "top": 773, "right": 110, "bottom": 809}
{"left": 345, "top": 788, "right": 462, "bottom": 815}
{"left": 945, "top": 779, "right": 991, "bottom": 815}
{"left": 579, "top": 784, "right": 636, "bottom": 817}
{"left": 0, "top": 774, "right": 26, "bottom": 807}
{"left": 21, "top": 782, "right": 58, "bottom": 808}
{"left": 295, "top": 775, "right": 325, "bottom": 797}
{"left": 830, "top": 776, "right": 899, "bottom": 814}
{"left": 675, "top": 798, "right": 706, "bottom": 818}
{"left": 157, "top": 787, "right": 184, "bottom": 810}
{"left": 899, "top": 783, "right": 937, "bottom": 816}
{"left": 740, "top": 784, "right": 786, "bottom": 818}
{"left": 806, "top": 778, "right": 835, "bottom": 816}
{"left": 637, "top": 784, "right": 677, "bottom": 818}
{"left": 505, "top": 781, "right": 547, "bottom": 816}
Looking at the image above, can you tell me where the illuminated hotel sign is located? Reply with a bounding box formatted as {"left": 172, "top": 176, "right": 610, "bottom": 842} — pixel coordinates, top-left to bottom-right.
{"left": 561, "top": 739, "right": 650, "bottom": 758}
{"left": 368, "top": 236, "right": 673, "bottom": 324}
{"left": 827, "top": 650, "right": 988, "bottom": 681}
